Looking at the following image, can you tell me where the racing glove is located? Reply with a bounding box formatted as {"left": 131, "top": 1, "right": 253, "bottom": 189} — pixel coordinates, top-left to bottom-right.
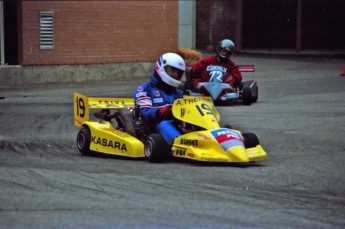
{"left": 156, "top": 105, "right": 173, "bottom": 120}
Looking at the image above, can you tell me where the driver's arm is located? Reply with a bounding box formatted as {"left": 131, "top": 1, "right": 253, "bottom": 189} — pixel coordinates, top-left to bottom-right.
{"left": 190, "top": 60, "right": 207, "bottom": 91}
{"left": 134, "top": 85, "right": 160, "bottom": 123}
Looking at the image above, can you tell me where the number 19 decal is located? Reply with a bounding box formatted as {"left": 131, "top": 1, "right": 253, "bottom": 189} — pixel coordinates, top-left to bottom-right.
{"left": 76, "top": 96, "right": 85, "bottom": 118}
{"left": 196, "top": 103, "right": 213, "bottom": 116}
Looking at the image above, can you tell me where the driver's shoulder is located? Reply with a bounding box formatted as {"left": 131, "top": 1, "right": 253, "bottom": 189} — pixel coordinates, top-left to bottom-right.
{"left": 136, "top": 82, "right": 151, "bottom": 91}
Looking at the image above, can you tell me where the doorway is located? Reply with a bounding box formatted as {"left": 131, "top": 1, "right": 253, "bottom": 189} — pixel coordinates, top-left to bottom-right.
{"left": 242, "top": 0, "right": 297, "bottom": 50}
{"left": 3, "top": 0, "right": 18, "bottom": 65}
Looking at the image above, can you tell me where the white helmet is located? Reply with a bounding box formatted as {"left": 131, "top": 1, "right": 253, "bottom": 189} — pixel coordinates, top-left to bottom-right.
{"left": 155, "top": 53, "right": 186, "bottom": 88}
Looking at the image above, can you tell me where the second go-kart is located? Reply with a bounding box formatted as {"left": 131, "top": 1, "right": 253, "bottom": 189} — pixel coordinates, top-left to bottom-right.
{"left": 74, "top": 92, "right": 267, "bottom": 163}
{"left": 185, "top": 65, "right": 258, "bottom": 105}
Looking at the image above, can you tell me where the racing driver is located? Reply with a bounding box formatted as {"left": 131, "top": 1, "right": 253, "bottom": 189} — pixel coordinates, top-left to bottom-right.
{"left": 190, "top": 39, "right": 242, "bottom": 93}
{"left": 134, "top": 53, "right": 186, "bottom": 146}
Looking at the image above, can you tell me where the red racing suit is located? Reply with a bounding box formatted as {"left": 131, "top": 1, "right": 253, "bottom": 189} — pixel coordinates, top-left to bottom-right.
{"left": 190, "top": 56, "right": 242, "bottom": 91}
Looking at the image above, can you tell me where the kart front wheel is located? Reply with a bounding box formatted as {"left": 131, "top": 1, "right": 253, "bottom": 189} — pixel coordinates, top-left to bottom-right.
{"left": 242, "top": 132, "right": 260, "bottom": 148}
{"left": 77, "top": 126, "right": 92, "bottom": 156}
{"left": 144, "top": 134, "right": 169, "bottom": 163}
{"left": 251, "top": 85, "right": 258, "bottom": 103}
{"left": 223, "top": 124, "right": 233, "bottom": 129}
{"left": 242, "top": 87, "right": 252, "bottom": 105}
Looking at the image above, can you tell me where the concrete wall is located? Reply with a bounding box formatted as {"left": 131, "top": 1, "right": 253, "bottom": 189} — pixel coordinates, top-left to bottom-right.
{"left": 0, "top": 62, "right": 154, "bottom": 86}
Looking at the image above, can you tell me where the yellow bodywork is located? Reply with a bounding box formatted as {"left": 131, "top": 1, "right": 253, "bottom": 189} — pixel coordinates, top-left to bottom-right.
{"left": 172, "top": 96, "right": 220, "bottom": 130}
{"left": 85, "top": 121, "right": 144, "bottom": 158}
{"left": 171, "top": 130, "right": 267, "bottom": 163}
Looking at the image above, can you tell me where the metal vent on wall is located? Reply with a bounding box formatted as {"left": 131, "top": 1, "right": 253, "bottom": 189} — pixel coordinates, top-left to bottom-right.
{"left": 40, "top": 11, "right": 54, "bottom": 49}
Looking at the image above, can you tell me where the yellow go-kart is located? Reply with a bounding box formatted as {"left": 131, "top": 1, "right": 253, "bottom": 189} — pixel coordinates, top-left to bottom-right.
{"left": 74, "top": 92, "right": 267, "bottom": 163}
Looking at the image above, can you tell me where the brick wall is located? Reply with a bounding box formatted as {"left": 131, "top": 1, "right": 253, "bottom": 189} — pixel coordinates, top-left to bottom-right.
{"left": 19, "top": 0, "right": 179, "bottom": 65}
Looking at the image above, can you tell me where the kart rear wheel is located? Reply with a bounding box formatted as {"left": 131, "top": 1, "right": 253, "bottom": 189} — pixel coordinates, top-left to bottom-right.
{"left": 144, "top": 134, "right": 169, "bottom": 163}
{"left": 243, "top": 132, "right": 260, "bottom": 148}
{"left": 77, "top": 126, "right": 92, "bottom": 156}
{"left": 115, "top": 108, "right": 137, "bottom": 137}
{"left": 242, "top": 87, "right": 252, "bottom": 105}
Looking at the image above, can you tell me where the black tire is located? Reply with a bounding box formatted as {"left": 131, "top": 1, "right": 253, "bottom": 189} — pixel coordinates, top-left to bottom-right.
{"left": 242, "top": 86, "right": 252, "bottom": 105}
{"left": 252, "top": 85, "right": 258, "bottom": 103}
{"left": 116, "top": 108, "right": 137, "bottom": 137}
{"left": 223, "top": 124, "right": 233, "bottom": 129}
{"left": 77, "top": 126, "right": 92, "bottom": 156}
{"left": 144, "top": 134, "right": 169, "bottom": 163}
{"left": 242, "top": 132, "right": 260, "bottom": 148}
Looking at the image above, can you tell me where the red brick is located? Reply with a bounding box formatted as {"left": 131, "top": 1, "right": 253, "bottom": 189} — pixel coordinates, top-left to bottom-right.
{"left": 19, "top": 1, "right": 179, "bottom": 65}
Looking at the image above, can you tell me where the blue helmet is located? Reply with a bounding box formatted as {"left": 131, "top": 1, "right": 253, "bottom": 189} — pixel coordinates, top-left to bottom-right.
{"left": 216, "top": 39, "right": 235, "bottom": 61}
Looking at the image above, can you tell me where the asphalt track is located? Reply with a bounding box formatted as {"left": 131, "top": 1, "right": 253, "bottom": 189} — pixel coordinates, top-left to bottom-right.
{"left": 1, "top": 55, "right": 345, "bottom": 228}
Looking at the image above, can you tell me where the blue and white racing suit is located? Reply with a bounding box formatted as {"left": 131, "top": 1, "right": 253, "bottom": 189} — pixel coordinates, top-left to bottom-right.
{"left": 134, "top": 73, "right": 184, "bottom": 145}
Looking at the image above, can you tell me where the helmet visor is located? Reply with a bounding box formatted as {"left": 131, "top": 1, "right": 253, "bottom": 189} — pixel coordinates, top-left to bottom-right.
{"left": 164, "top": 65, "right": 185, "bottom": 80}
{"left": 218, "top": 47, "right": 231, "bottom": 58}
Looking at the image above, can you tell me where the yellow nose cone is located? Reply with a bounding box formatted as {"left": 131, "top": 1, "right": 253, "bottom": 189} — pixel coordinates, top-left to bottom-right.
{"left": 226, "top": 146, "right": 250, "bottom": 162}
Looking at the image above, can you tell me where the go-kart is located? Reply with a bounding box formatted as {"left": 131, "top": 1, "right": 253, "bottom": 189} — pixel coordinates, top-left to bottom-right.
{"left": 185, "top": 65, "right": 258, "bottom": 105}
{"left": 74, "top": 92, "right": 267, "bottom": 163}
